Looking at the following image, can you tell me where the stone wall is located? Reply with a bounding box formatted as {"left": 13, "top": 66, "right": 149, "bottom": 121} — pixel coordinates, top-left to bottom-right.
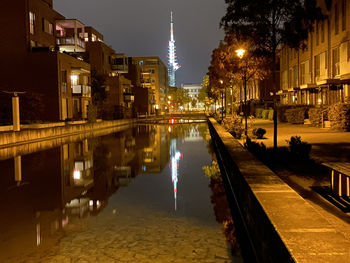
{"left": 208, "top": 117, "right": 350, "bottom": 263}
{"left": 0, "top": 119, "right": 135, "bottom": 148}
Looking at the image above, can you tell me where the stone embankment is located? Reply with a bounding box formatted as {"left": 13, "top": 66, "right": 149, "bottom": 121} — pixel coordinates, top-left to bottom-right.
{"left": 0, "top": 119, "right": 136, "bottom": 148}
{"left": 208, "top": 117, "right": 350, "bottom": 263}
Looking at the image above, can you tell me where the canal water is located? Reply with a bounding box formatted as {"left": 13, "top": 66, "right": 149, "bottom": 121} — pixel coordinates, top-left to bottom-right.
{"left": 0, "top": 122, "right": 242, "bottom": 262}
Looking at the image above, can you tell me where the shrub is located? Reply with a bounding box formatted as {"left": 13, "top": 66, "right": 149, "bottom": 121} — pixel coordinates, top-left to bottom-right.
{"left": 252, "top": 128, "right": 266, "bottom": 139}
{"left": 287, "top": 136, "right": 312, "bottom": 159}
{"left": 285, "top": 108, "right": 305, "bottom": 124}
{"left": 268, "top": 109, "right": 274, "bottom": 120}
{"left": 308, "top": 106, "right": 328, "bottom": 127}
{"left": 262, "top": 109, "right": 269, "bottom": 119}
{"left": 222, "top": 114, "right": 243, "bottom": 139}
{"left": 244, "top": 137, "right": 267, "bottom": 157}
{"left": 328, "top": 102, "right": 350, "bottom": 131}
{"left": 277, "top": 105, "right": 310, "bottom": 122}
{"left": 255, "top": 108, "right": 264, "bottom": 118}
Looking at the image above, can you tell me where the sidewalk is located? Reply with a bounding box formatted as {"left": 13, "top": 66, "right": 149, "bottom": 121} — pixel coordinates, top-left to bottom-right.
{"left": 239, "top": 119, "right": 350, "bottom": 241}
{"left": 244, "top": 119, "right": 350, "bottom": 163}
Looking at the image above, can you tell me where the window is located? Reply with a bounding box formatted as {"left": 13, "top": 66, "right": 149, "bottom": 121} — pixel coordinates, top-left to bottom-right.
{"left": 301, "top": 63, "right": 306, "bottom": 85}
{"left": 29, "top": 12, "right": 35, "bottom": 34}
{"left": 332, "top": 47, "right": 340, "bottom": 76}
{"left": 316, "top": 22, "right": 319, "bottom": 46}
{"left": 43, "top": 19, "right": 53, "bottom": 35}
{"left": 91, "top": 34, "right": 96, "bottom": 42}
{"left": 335, "top": 3, "right": 339, "bottom": 35}
{"left": 293, "top": 66, "right": 298, "bottom": 87}
{"left": 315, "top": 54, "right": 320, "bottom": 80}
{"left": 342, "top": 0, "right": 346, "bottom": 31}
{"left": 321, "top": 21, "right": 325, "bottom": 43}
{"left": 84, "top": 33, "right": 89, "bottom": 42}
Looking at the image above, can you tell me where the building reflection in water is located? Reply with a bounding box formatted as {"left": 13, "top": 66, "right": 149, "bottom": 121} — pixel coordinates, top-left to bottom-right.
{"left": 0, "top": 124, "right": 214, "bottom": 261}
{"left": 141, "top": 125, "right": 170, "bottom": 174}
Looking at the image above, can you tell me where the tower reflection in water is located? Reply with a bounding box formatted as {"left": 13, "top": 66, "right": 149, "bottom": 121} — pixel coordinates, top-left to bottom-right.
{"left": 169, "top": 138, "right": 182, "bottom": 211}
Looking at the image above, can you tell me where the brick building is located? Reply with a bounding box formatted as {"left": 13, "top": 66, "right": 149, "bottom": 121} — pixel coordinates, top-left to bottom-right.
{"left": 84, "top": 27, "right": 132, "bottom": 119}
{"left": 0, "top": 0, "right": 91, "bottom": 121}
{"left": 279, "top": 0, "right": 350, "bottom": 106}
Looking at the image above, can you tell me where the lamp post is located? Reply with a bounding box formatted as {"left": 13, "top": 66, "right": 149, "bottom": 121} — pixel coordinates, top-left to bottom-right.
{"left": 235, "top": 48, "right": 248, "bottom": 137}
{"left": 219, "top": 79, "right": 224, "bottom": 121}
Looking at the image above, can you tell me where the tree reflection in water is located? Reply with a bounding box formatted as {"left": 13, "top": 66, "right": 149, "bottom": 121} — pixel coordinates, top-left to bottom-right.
{"left": 203, "top": 157, "right": 241, "bottom": 256}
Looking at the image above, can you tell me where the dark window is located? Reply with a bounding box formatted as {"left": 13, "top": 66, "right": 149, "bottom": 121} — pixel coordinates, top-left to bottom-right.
{"left": 342, "top": 0, "right": 346, "bottom": 31}
{"left": 335, "top": 3, "right": 339, "bottom": 35}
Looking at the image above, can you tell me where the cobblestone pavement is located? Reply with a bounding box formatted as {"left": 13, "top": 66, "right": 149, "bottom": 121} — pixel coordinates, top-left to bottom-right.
{"left": 3, "top": 205, "right": 233, "bottom": 263}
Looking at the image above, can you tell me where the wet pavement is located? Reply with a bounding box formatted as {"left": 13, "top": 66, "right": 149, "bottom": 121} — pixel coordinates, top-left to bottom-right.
{"left": 0, "top": 123, "right": 241, "bottom": 262}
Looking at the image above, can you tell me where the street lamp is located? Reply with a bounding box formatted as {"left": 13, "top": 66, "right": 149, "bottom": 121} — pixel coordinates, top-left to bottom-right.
{"left": 235, "top": 48, "right": 248, "bottom": 137}
{"left": 219, "top": 79, "right": 224, "bottom": 121}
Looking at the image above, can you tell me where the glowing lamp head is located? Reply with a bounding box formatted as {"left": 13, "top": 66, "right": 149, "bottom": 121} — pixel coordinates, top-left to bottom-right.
{"left": 235, "top": 49, "right": 246, "bottom": 59}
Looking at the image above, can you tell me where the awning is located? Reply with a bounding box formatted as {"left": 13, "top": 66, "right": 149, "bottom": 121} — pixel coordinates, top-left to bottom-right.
{"left": 287, "top": 87, "right": 300, "bottom": 92}
{"left": 276, "top": 90, "right": 288, "bottom": 95}
{"left": 316, "top": 78, "right": 341, "bottom": 86}
{"left": 71, "top": 67, "right": 90, "bottom": 74}
{"left": 300, "top": 83, "right": 318, "bottom": 89}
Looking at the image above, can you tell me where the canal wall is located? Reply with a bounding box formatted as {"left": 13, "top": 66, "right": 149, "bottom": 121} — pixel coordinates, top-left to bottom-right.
{"left": 0, "top": 119, "right": 136, "bottom": 148}
{"left": 208, "top": 118, "right": 350, "bottom": 263}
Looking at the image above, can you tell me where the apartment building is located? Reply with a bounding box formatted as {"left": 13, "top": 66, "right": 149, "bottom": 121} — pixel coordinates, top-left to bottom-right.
{"left": 181, "top": 84, "right": 205, "bottom": 110}
{"left": 279, "top": 0, "right": 350, "bottom": 106}
{"left": 84, "top": 27, "right": 132, "bottom": 119}
{"left": 0, "top": 0, "right": 92, "bottom": 121}
{"left": 126, "top": 57, "right": 168, "bottom": 115}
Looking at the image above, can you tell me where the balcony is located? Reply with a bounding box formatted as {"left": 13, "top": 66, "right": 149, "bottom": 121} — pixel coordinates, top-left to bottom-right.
{"left": 110, "top": 54, "right": 128, "bottom": 74}
{"left": 57, "top": 37, "right": 85, "bottom": 50}
{"left": 56, "top": 19, "right": 86, "bottom": 53}
{"left": 72, "top": 85, "right": 91, "bottom": 97}
{"left": 124, "top": 92, "right": 135, "bottom": 102}
{"left": 111, "top": 64, "right": 128, "bottom": 73}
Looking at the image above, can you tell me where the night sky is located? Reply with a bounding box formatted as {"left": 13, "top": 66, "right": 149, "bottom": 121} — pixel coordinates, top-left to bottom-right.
{"left": 54, "top": 0, "right": 226, "bottom": 87}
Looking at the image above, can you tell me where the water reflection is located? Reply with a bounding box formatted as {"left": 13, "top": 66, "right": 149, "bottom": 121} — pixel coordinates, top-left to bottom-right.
{"left": 0, "top": 123, "right": 241, "bottom": 262}
{"left": 169, "top": 138, "right": 183, "bottom": 211}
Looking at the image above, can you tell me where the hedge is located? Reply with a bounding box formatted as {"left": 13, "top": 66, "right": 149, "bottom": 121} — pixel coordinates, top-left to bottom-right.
{"left": 328, "top": 102, "right": 350, "bottom": 131}
{"left": 308, "top": 107, "right": 327, "bottom": 127}
{"left": 285, "top": 108, "right": 306, "bottom": 124}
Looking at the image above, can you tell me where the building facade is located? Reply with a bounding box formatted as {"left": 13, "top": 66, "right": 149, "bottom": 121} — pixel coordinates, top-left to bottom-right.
{"left": 0, "top": 0, "right": 91, "bottom": 121}
{"left": 181, "top": 84, "right": 205, "bottom": 110}
{"left": 84, "top": 27, "right": 132, "bottom": 119}
{"left": 279, "top": 0, "right": 350, "bottom": 106}
{"left": 126, "top": 57, "right": 168, "bottom": 115}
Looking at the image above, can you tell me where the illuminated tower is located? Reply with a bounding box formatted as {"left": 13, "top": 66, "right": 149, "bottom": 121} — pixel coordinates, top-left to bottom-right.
{"left": 168, "top": 11, "right": 180, "bottom": 87}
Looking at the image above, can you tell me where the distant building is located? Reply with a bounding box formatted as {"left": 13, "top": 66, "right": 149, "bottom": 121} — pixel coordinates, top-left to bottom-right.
{"left": 126, "top": 57, "right": 168, "bottom": 115}
{"left": 181, "top": 84, "right": 204, "bottom": 110}
{"left": 0, "top": 0, "right": 92, "bottom": 121}
{"left": 279, "top": 0, "right": 350, "bottom": 105}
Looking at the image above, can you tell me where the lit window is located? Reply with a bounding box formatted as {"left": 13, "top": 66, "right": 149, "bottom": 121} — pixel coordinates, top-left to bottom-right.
{"left": 43, "top": 19, "right": 53, "bottom": 35}
{"left": 71, "top": 75, "right": 78, "bottom": 85}
{"left": 29, "top": 12, "right": 35, "bottom": 34}
{"left": 91, "top": 34, "right": 96, "bottom": 42}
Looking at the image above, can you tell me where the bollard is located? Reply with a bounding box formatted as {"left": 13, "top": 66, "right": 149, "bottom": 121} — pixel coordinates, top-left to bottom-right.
{"left": 12, "top": 96, "right": 20, "bottom": 131}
